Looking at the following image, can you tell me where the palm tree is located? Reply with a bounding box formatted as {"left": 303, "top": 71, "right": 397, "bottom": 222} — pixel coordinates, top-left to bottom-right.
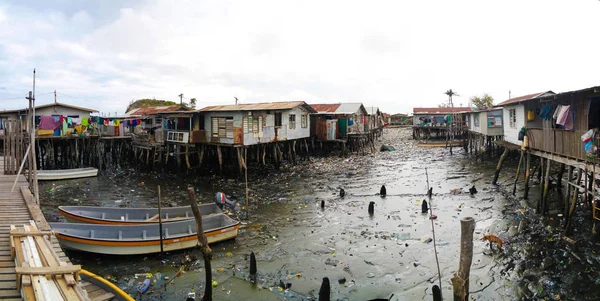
{"left": 444, "top": 89, "right": 459, "bottom": 108}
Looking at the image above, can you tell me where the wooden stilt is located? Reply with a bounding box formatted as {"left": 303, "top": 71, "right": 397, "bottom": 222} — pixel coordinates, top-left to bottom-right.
{"left": 557, "top": 163, "right": 566, "bottom": 190}
{"left": 217, "top": 145, "right": 223, "bottom": 172}
{"left": 565, "top": 168, "right": 583, "bottom": 233}
{"left": 185, "top": 145, "right": 191, "bottom": 169}
{"left": 512, "top": 150, "right": 524, "bottom": 195}
{"left": 541, "top": 158, "right": 552, "bottom": 215}
{"left": 492, "top": 148, "right": 509, "bottom": 185}
{"left": 523, "top": 152, "right": 532, "bottom": 199}
{"left": 565, "top": 165, "right": 574, "bottom": 215}
{"left": 451, "top": 217, "right": 475, "bottom": 301}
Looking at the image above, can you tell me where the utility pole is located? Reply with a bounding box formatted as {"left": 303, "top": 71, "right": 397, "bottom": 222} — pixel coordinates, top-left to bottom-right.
{"left": 234, "top": 97, "right": 238, "bottom": 105}
{"left": 54, "top": 90, "right": 57, "bottom": 104}
{"left": 509, "top": 90, "right": 512, "bottom": 99}
{"left": 179, "top": 93, "right": 184, "bottom": 105}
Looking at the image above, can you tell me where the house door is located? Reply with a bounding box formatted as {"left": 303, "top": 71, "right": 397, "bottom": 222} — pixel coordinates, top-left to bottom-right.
{"left": 337, "top": 118, "right": 347, "bottom": 138}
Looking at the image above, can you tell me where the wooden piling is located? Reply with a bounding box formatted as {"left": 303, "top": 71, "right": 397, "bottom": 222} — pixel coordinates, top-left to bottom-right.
{"left": 565, "top": 165, "right": 574, "bottom": 214}
{"left": 492, "top": 148, "right": 509, "bottom": 185}
{"left": 565, "top": 168, "right": 583, "bottom": 233}
{"left": 451, "top": 216, "right": 475, "bottom": 301}
{"left": 523, "top": 152, "right": 532, "bottom": 199}
{"left": 541, "top": 159, "right": 551, "bottom": 215}
{"left": 187, "top": 187, "right": 213, "bottom": 301}
{"left": 512, "top": 150, "right": 524, "bottom": 195}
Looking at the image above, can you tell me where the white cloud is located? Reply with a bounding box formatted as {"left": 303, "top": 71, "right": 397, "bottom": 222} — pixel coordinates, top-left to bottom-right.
{"left": 0, "top": 0, "right": 599, "bottom": 115}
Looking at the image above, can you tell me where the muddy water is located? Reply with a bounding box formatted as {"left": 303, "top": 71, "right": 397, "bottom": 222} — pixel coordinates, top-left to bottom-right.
{"left": 39, "top": 128, "right": 600, "bottom": 300}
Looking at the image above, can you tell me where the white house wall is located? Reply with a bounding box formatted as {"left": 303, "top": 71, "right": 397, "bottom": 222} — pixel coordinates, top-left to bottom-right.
{"left": 203, "top": 106, "right": 311, "bottom": 145}
{"left": 35, "top": 107, "right": 92, "bottom": 119}
{"left": 502, "top": 104, "right": 525, "bottom": 145}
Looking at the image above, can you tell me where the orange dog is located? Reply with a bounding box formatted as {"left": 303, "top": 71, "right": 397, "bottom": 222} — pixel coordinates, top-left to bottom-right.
{"left": 482, "top": 234, "right": 503, "bottom": 250}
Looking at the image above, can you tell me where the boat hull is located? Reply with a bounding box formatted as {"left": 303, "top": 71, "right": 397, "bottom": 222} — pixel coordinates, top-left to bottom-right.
{"left": 56, "top": 227, "right": 238, "bottom": 255}
{"left": 50, "top": 214, "right": 240, "bottom": 255}
{"left": 59, "top": 203, "right": 222, "bottom": 225}
{"left": 38, "top": 167, "right": 98, "bottom": 181}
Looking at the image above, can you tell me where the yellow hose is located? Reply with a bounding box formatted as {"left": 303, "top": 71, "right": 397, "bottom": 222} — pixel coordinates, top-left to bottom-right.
{"left": 79, "top": 269, "right": 135, "bottom": 301}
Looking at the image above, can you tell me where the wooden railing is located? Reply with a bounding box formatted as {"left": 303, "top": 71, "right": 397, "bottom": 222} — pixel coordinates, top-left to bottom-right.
{"left": 527, "top": 128, "right": 587, "bottom": 160}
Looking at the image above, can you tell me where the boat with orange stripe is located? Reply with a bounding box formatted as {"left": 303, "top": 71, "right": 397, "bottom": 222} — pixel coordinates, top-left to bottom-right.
{"left": 50, "top": 213, "right": 239, "bottom": 255}
{"left": 58, "top": 203, "right": 222, "bottom": 225}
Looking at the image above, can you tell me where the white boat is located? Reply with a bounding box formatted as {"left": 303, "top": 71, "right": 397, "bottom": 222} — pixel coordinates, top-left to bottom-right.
{"left": 58, "top": 203, "right": 222, "bottom": 225}
{"left": 50, "top": 213, "right": 240, "bottom": 255}
{"left": 37, "top": 167, "right": 98, "bottom": 181}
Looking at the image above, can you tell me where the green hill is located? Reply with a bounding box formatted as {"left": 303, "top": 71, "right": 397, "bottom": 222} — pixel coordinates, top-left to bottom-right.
{"left": 125, "top": 99, "right": 182, "bottom": 113}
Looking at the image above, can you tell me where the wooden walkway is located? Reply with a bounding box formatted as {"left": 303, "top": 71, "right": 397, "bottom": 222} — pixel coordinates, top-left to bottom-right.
{"left": 0, "top": 158, "right": 33, "bottom": 300}
{"left": 0, "top": 157, "right": 117, "bottom": 301}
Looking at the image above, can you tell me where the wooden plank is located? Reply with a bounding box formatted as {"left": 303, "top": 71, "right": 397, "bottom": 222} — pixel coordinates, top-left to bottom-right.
{"left": 0, "top": 289, "right": 21, "bottom": 298}
{"left": 15, "top": 266, "right": 82, "bottom": 275}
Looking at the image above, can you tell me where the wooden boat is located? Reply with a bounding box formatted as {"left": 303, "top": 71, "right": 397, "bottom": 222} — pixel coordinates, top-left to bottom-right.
{"left": 79, "top": 269, "right": 135, "bottom": 301}
{"left": 37, "top": 167, "right": 98, "bottom": 181}
{"left": 59, "top": 203, "right": 222, "bottom": 225}
{"left": 50, "top": 213, "right": 240, "bottom": 255}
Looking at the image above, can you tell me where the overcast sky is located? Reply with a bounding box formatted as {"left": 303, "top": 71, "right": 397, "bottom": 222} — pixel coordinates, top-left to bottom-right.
{"left": 0, "top": 0, "right": 598, "bottom": 116}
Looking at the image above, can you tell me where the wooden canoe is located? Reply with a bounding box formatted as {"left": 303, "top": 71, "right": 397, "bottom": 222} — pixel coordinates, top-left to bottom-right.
{"left": 37, "top": 167, "right": 98, "bottom": 181}
{"left": 59, "top": 203, "right": 222, "bottom": 225}
{"left": 50, "top": 213, "right": 240, "bottom": 255}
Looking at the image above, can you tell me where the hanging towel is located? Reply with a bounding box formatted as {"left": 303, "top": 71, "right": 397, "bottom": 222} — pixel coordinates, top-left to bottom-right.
{"left": 62, "top": 120, "right": 67, "bottom": 135}
{"left": 556, "top": 105, "right": 570, "bottom": 126}
{"left": 75, "top": 125, "right": 84, "bottom": 134}
{"left": 552, "top": 105, "right": 562, "bottom": 120}
{"left": 114, "top": 119, "right": 120, "bottom": 126}
{"left": 82, "top": 118, "right": 89, "bottom": 127}
{"left": 67, "top": 117, "right": 73, "bottom": 125}
{"left": 39, "top": 116, "right": 60, "bottom": 130}
{"left": 564, "top": 112, "right": 574, "bottom": 131}
{"left": 104, "top": 119, "right": 109, "bottom": 126}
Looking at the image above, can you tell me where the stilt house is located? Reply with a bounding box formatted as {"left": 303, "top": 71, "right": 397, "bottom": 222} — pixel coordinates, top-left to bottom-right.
{"left": 496, "top": 91, "right": 555, "bottom": 146}
{"left": 310, "top": 103, "right": 368, "bottom": 140}
{"left": 198, "top": 101, "right": 316, "bottom": 145}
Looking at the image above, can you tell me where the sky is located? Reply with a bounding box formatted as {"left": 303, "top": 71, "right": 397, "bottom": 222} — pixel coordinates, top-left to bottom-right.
{"left": 0, "top": 0, "right": 599, "bottom": 116}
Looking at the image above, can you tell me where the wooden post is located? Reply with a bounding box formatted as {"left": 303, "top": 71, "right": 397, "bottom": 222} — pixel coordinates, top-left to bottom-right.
{"left": 451, "top": 216, "right": 475, "bottom": 301}
{"left": 565, "top": 168, "right": 583, "bottom": 233}
{"left": 512, "top": 150, "right": 524, "bottom": 195}
{"left": 523, "top": 152, "right": 532, "bottom": 199}
{"left": 187, "top": 187, "right": 213, "bottom": 301}
{"left": 245, "top": 148, "right": 249, "bottom": 219}
{"left": 492, "top": 148, "right": 509, "bottom": 185}
{"left": 158, "top": 185, "right": 163, "bottom": 255}
{"left": 565, "top": 165, "right": 574, "bottom": 215}
{"left": 541, "top": 159, "right": 551, "bottom": 215}
{"left": 216, "top": 145, "right": 223, "bottom": 173}
{"left": 557, "top": 163, "right": 566, "bottom": 190}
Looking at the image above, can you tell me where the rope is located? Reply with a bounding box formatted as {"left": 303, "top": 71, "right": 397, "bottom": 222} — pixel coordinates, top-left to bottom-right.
{"left": 426, "top": 168, "right": 443, "bottom": 298}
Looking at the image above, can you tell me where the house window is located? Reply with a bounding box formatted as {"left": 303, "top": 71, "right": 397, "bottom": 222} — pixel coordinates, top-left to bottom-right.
{"left": 301, "top": 115, "right": 307, "bottom": 128}
{"left": 289, "top": 114, "right": 296, "bottom": 129}
{"left": 275, "top": 112, "right": 282, "bottom": 127}
{"left": 509, "top": 109, "right": 516, "bottom": 128}
{"left": 211, "top": 117, "right": 234, "bottom": 138}
{"left": 474, "top": 113, "right": 480, "bottom": 127}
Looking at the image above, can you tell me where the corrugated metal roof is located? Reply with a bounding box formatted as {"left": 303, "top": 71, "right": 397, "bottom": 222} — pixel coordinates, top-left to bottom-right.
{"left": 199, "top": 101, "right": 316, "bottom": 113}
{"left": 0, "top": 102, "right": 99, "bottom": 114}
{"left": 310, "top": 104, "right": 341, "bottom": 113}
{"left": 126, "top": 105, "right": 187, "bottom": 115}
{"left": 497, "top": 91, "right": 555, "bottom": 106}
{"left": 337, "top": 103, "right": 366, "bottom": 114}
{"left": 364, "top": 106, "right": 380, "bottom": 115}
{"left": 413, "top": 107, "right": 472, "bottom": 114}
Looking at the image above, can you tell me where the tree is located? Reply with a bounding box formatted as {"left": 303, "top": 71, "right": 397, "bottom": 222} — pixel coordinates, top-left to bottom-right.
{"left": 470, "top": 93, "right": 494, "bottom": 110}
{"left": 190, "top": 98, "right": 197, "bottom": 109}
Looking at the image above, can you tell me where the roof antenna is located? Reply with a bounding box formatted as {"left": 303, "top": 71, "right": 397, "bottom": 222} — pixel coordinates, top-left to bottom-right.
{"left": 234, "top": 97, "right": 238, "bottom": 105}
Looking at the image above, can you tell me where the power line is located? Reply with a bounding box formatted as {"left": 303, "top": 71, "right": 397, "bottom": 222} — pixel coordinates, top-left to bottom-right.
{"left": 0, "top": 92, "right": 53, "bottom": 102}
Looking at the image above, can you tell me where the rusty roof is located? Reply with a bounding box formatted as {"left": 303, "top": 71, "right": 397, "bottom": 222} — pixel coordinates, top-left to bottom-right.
{"left": 127, "top": 105, "right": 188, "bottom": 115}
{"left": 413, "top": 107, "right": 472, "bottom": 114}
{"left": 199, "top": 101, "right": 316, "bottom": 113}
{"left": 497, "top": 91, "right": 555, "bottom": 106}
{"left": 310, "top": 104, "right": 341, "bottom": 113}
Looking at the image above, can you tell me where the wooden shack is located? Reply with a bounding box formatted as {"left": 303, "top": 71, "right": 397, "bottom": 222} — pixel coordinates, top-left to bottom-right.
{"left": 198, "top": 101, "right": 316, "bottom": 145}
{"left": 364, "top": 106, "right": 383, "bottom": 130}
{"left": 412, "top": 107, "right": 471, "bottom": 140}
{"left": 496, "top": 91, "right": 555, "bottom": 146}
{"left": 310, "top": 103, "right": 368, "bottom": 140}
